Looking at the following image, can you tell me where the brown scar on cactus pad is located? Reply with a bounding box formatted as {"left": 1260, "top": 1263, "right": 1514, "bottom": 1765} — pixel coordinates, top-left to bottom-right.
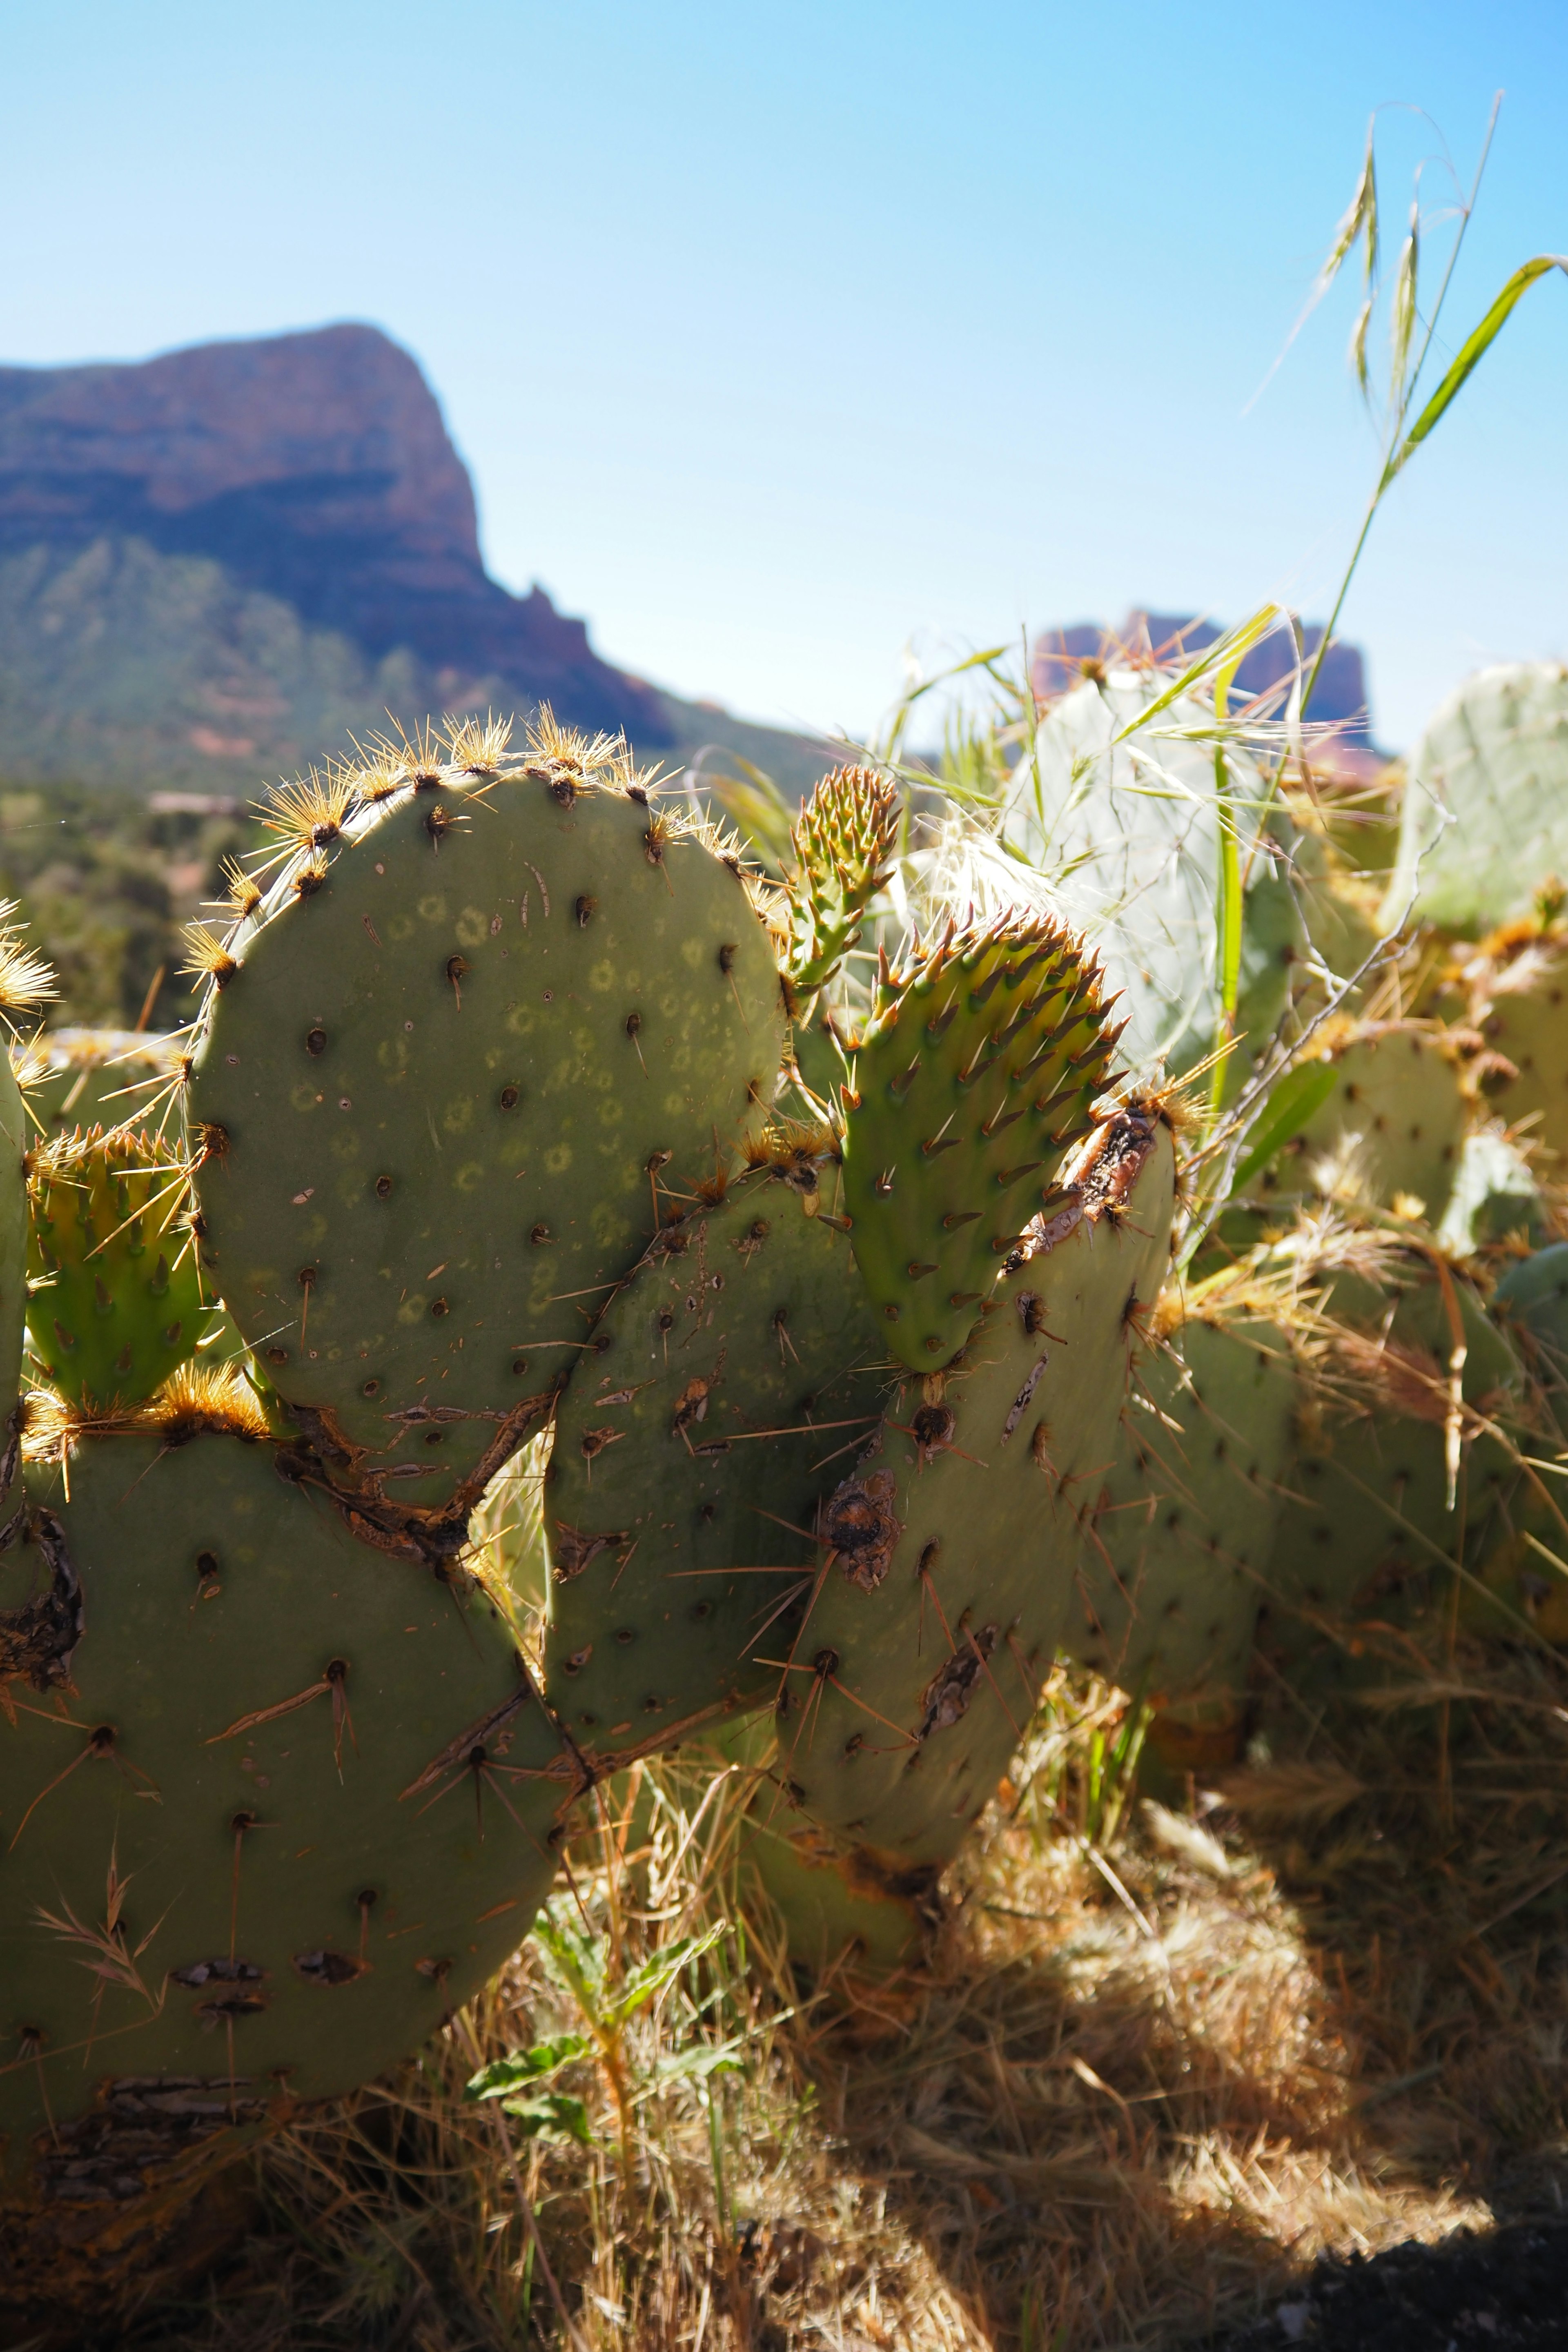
{"left": 186, "top": 714, "right": 785, "bottom": 1525}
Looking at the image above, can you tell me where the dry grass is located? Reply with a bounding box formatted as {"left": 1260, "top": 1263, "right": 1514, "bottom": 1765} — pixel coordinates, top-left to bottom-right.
{"left": 124, "top": 1633, "right": 1568, "bottom": 2352}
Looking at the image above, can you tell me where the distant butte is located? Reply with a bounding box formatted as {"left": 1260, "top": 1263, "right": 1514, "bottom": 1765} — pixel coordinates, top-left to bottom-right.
{"left": 0, "top": 322, "right": 666, "bottom": 741}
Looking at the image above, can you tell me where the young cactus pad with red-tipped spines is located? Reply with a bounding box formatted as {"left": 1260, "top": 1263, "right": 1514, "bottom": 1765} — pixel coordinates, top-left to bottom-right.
{"left": 783, "top": 765, "right": 900, "bottom": 1009}
{"left": 839, "top": 915, "right": 1124, "bottom": 1370}
{"left": 185, "top": 729, "right": 785, "bottom": 1518}
{"left": 26, "top": 1127, "right": 207, "bottom": 1412}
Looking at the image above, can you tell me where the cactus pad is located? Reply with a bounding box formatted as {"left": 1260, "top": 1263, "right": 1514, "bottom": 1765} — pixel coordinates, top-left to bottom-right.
{"left": 1471, "top": 936, "right": 1568, "bottom": 1174}
{"left": 0, "top": 1424, "right": 577, "bottom": 2211}
{"left": 26, "top": 1128, "right": 207, "bottom": 1412}
{"left": 762, "top": 1103, "right": 1174, "bottom": 1909}
{"left": 1067, "top": 1299, "right": 1298, "bottom": 1721}
{"left": 1385, "top": 660, "right": 1568, "bottom": 931}
{"left": 1263, "top": 1236, "right": 1525, "bottom": 1638}
{"left": 187, "top": 752, "right": 784, "bottom": 1530}
{"left": 840, "top": 916, "right": 1121, "bottom": 1370}
{"left": 1250, "top": 1022, "right": 1466, "bottom": 1222}
{"left": 543, "top": 1166, "right": 887, "bottom": 1771}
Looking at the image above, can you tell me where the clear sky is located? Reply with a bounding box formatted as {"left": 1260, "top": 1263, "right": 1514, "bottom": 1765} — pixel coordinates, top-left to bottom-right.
{"left": 2, "top": 0, "right": 1564, "bottom": 749}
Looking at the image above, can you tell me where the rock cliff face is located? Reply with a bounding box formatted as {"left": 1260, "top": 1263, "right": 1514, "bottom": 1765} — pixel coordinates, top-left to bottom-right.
{"left": 0, "top": 323, "right": 664, "bottom": 742}
{"left": 1032, "top": 608, "right": 1376, "bottom": 746}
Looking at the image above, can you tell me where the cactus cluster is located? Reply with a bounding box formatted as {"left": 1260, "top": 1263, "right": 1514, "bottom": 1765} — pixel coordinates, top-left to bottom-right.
{"left": 10, "top": 654, "right": 1568, "bottom": 2324}
{"left": 0, "top": 724, "right": 1185, "bottom": 2312}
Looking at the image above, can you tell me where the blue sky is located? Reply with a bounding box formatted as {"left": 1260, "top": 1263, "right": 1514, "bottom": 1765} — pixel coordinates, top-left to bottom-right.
{"left": 2, "top": 0, "right": 1564, "bottom": 748}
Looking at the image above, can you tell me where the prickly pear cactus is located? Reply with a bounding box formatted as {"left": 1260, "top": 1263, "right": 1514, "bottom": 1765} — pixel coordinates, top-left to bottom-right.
{"left": 1470, "top": 930, "right": 1568, "bottom": 1174}
{"left": 543, "top": 1157, "right": 886, "bottom": 1772}
{"left": 0, "top": 1403, "right": 578, "bottom": 2305}
{"left": 1262, "top": 1230, "right": 1526, "bottom": 1642}
{"left": 1494, "top": 1243, "right": 1568, "bottom": 1425}
{"left": 782, "top": 765, "right": 898, "bottom": 1010}
{"left": 1002, "top": 668, "right": 1304, "bottom": 1080}
{"left": 26, "top": 1128, "right": 207, "bottom": 1411}
{"left": 1437, "top": 1126, "right": 1548, "bottom": 1257}
{"left": 840, "top": 916, "right": 1121, "bottom": 1370}
{"left": 1066, "top": 1290, "right": 1298, "bottom": 1743}
{"left": 1249, "top": 1022, "right": 1467, "bottom": 1223}
{"left": 1385, "top": 660, "right": 1568, "bottom": 932}
{"left": 185, "top": 720, "right": 785, "bottom": 1548}
{"left": 743, "top": 1102, "right": 1174, "bottom": 1973}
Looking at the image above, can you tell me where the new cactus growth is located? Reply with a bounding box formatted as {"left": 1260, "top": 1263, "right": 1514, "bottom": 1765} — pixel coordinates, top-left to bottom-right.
{"left": 0, "top": 1411, "right": 579, "bottom": 2299}
{"left": 782, "top": 764, "right": 899, "bottom": 1011}
{"left": 840, "top": 916, "right": 1122, "bottom": 1370}
{"left": 543, "top": 1160, "right": 886, "bottom": 1773}
{"left": 25, "top": 1127, "right": 207, "bottom": 1411}
{"left": 185, "top": 718, "right": 784, "bottom": 1548}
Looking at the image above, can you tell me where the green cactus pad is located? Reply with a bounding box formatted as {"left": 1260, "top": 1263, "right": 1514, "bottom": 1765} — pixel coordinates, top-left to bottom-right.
{"left": 1471, "top": 936, "right": 1568, "bottom": 1173}
{"left": 766, "top": 1104, "right": 1174, "bottom": 1887}
{"left": 839, "top": 916, "right": 1122, "bottom": 1371}
{"left": 1494, "top": 1242, "right": 1568, "bottom": 1427}
{"left": 26, "top": 1128, "right": 208, "bottom": 1412}
{"left": 782, "top": 766, "right": 898, "bottom": 1007}
{"left": 187, "top": 755, "right": 784, "bottom": 1530}
{"left": 1250, "top": 1022, "right": 1466, "bottom": 1223}
{"left": 1067, "top": 1300, "right": 1298, "bottom": 1718}
{"left": 542, "top": 1166, "right": 888, "bottom": 1771}
{"left": 1385, "top": 660, "right": 1568, "bottom": 932}
{"left": 1263, "top": 1237, "right": 1525, "bottom": 1635}
{"left": 0, "top": 1425, "right": 577, "bottom": 2208}
{"left": 737, "top": 1807, "right": 935, "bottom": 1981}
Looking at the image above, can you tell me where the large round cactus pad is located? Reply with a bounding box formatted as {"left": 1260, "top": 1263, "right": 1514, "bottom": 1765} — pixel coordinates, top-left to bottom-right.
{"left": 189, "top": 781, "right": 784, "bottom": 1512}
{"left": 0, "top": 1433, "right": 574, "bottom": 2192}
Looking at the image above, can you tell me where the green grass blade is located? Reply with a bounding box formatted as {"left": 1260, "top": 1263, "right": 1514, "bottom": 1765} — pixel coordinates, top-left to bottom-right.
{"left": 1109, "top": 604, "right": 1281, "bottom": 746}
{"left": 1383, "top": 255, "right": 1568, "bottom": 483}
{"left": 1227, "top": 1060, "right": 1339, "bottom": 1196}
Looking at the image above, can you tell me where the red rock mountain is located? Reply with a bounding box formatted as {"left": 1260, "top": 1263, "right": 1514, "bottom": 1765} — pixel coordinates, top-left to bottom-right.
{"left": 0, "top": 323, "right": 666, "bottom": 742}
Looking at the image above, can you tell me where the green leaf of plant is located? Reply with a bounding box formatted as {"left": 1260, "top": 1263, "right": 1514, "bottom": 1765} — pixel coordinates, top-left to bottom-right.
{"left": 463, "top": 2034, "right": 591, "bottom": 2104}
{"left": 604, "top": 1920, "right": 729, "bottom": 2031}
{"left": 1228, "top": 1060, "right": 1339, "bottom": 1196}
{"left": 532, "top": 1904, "right": 608, "bottom": 2018}
{"left": 1383, "top": 255, "right": 1567, "bottom": 485}
{"left": 503, "top": 2090, "right": 596, "bottom": 2146}
{"left": 649, "top": 2040, "right": 748, "bottom": 2089}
